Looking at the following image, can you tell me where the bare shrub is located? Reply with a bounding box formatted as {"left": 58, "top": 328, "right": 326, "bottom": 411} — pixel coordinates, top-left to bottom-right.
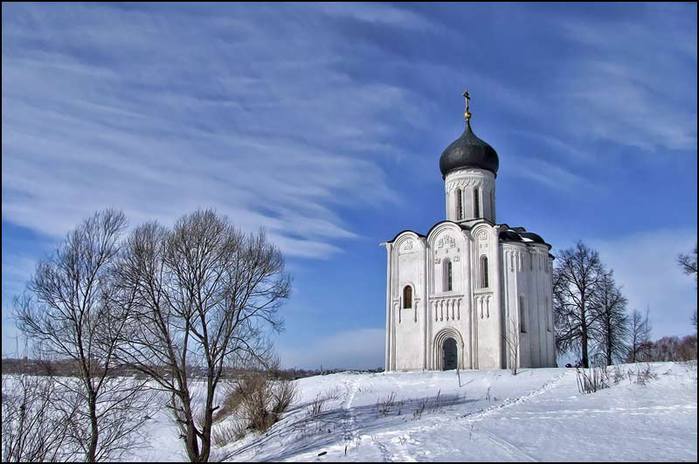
{"left": 305, "top": 387, "right": 342, "bottom": 420}
{"left": 611, "top": 365, "right": 626, "bottom": 384}
{"left": 633, "top": 363, "right": 657, "bottom": 385}
{"left": 575, "top": 366, "right": 610, "bottom": 394}
{"left": 411, "top": 390, "right": 449, "bottom": 420}
{"left": 213, "top": 383, "right": 245, "bottom": 424}
{"left": 236, "top": 374, "right": 272, "bottom": 432}
{"left": 219, "top": 372, "right": 296, "bottom": 438}
{"left": 211, "top": 421, "right": 246, "bottom": 447}
{"left": 271, "top": 379, "right": 296, "bottom": 416}
{"left": 412, "top": 398, "right": 427, "bottom": 420}
{"left": 308, "top": 393, "right": 327, "bottom": 418}
{"left": 377, "top": 392, "right": 400, "bottom": 416}
{"left": 429, "top": 389, "right": 443, "bottom": 412}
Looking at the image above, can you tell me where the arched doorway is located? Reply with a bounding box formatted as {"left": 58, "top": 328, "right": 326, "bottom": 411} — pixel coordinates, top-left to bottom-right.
{"left": 443, "top": 337, "right": 458, "bottom": 370}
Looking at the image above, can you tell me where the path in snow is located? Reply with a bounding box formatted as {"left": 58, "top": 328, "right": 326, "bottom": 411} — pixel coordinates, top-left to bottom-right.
{"left": 274, "top": 364, "right": 696, "bottom": 462}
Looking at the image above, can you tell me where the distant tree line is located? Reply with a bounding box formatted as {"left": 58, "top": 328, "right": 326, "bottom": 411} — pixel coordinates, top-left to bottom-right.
{"left": 1, "top": 357, "right": 383, "bottom": 381}
{"left": 553, "top": 241, "right": 697, "bottom": 368}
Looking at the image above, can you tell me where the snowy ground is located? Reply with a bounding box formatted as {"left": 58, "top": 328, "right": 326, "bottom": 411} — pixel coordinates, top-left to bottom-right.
{"left": 126, "top": 361, "right": 697, "bottom": 462}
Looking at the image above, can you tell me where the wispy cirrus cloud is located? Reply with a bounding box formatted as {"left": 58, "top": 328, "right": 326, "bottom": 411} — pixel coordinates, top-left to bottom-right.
{"left": 2, "top": 3, "right": 427, "bottom": 260}
{"left": 551, "top": 5, "right": 697, "bottom": 152}
{"left": 509, "top": 157, "right": 590, "bottom": 192}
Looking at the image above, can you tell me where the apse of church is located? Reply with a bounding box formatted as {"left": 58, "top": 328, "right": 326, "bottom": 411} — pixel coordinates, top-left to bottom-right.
{"left": 383, "top": 92, "right": 556, "bottom": 371}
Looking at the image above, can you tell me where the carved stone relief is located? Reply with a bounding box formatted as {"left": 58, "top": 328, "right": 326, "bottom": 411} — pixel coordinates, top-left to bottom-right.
{"left": 437, "top": 235, "right": 456, "bottom": 249}
{"left": 399, "top": 239, "right": 415, "bottom": 254}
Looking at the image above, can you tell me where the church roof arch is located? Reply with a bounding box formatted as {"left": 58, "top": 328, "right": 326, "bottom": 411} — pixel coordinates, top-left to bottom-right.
{"left": 386, "top": 229, "right": 425, "bottom": 244}
{"left": 425, "top": 220, "right": 469, "bottom": 246}
{"left": 470, "top": 221, "right": 496, "bottom": 237}
{"left": 391, "top": 231, "right": 426, "bottom": 256}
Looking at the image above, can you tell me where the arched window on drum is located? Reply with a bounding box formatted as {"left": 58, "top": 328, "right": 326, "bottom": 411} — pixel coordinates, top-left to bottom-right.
{"left": 473, "top": 188, "right": 480, "bottom": 218}
{"left": 455, "top": 188, "right": 463, "bottom": 220}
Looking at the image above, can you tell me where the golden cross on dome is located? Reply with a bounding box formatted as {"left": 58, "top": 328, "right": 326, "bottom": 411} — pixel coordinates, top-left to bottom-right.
{"left": 463, "top": 89, "right": 471, "bottom": 122}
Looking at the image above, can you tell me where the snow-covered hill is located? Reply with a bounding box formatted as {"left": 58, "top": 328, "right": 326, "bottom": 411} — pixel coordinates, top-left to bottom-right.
{"left": 130, "top": 362, "right": 697, "bottom": 462}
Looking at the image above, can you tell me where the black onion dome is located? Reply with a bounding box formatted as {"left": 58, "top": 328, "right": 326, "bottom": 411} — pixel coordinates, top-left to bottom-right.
{"left": 439, "top": 121, "right": 499, "bottom": 178}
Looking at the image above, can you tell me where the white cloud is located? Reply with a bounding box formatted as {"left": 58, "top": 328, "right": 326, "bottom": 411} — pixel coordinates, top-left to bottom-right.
{"left": 592, "top": 229, "right": 697, "bottom": 338}
{"left": 316, "top": 2, "right": 435, "bottom": 30}
{"left": 509, "top": 157, "right": 589, "bottom": 192}
{"left": 279, "top": 328, "right": 384, "bottom": 370}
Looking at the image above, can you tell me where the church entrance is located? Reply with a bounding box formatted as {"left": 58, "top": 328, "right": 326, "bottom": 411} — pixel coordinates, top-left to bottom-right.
{"left": 442, "top": 337, "right": 458, "bottom": 370}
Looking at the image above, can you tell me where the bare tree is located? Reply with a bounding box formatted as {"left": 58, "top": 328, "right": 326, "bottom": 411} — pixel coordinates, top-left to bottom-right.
{"left": 677, "top": 244, "right": 697, "bottom": 278}
{"left": 14, "top": 209, "right": 151, "bottom": 462}
{"left": 2, "top": 374, "right": 81, "bottom": 462}
{"left": 553, "top": 241, "right": 605, "bottom": 368}
{"left": 503, "top": 316, "right": 520, "bottom": 375}
{"left": 590, "top": 270, "right": 630, "bottom": 366}
{"left": 114, "top": 209, "right": 290, "bottom": 462}
{"left": 677, "top": 244, "right": 697, "bottom": 335}
{"left": 628, "top": 308, "right": 652, "bottom": 363}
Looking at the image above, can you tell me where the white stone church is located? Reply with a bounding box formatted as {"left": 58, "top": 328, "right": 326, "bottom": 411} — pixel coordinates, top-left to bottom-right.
{"left": 384, "top": 92, "right": 556, "bottom": 371}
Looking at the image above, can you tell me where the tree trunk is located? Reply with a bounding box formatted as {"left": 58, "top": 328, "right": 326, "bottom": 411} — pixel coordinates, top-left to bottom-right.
{"left": 181, "top": 397, "right": 201, "bottom": 462}
{"left": 581, "top": 325, "right": 589, "bottom": 368}
{"left": 88, "top": 394, "right": 99, "bottom": 463}
{"left": 580, "top": 292, "right": 590, "bottom": 368}
{"left": 198, "top": 381, "right": 216, "bottom": 463}
{"left": 606, "top": 316, "right": 613, "bottom": 366}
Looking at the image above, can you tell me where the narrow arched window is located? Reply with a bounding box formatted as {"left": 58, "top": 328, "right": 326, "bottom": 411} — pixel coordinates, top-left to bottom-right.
{"left": 519, "top": 296, "right": 526, "bottom": 333}
{"left": 473, "top": 188, "right": 480, "bottom": 218}
{"left": 443, "top": 259, "right": 453, "bottom": 292}
{"left": 455, "top": 188, "right": 463, "bottom": 220}
{"left": 403, "top": 285, "right": 412, "bottom": 309}
{"left": 480, "top": 255, "right": 489, "bottom": 288}
{"left": 545, "top": 297, "right": 551, "bottom": 332}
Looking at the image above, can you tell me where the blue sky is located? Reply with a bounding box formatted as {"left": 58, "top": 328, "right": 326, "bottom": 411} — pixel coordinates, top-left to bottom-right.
{"left": 2, "top": 3, "right": 696, "bottom": 368}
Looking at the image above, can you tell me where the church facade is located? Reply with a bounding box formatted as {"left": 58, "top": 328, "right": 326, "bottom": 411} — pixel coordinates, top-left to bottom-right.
{"left": 384, "top": 93, "right": 556, "bottom": 371}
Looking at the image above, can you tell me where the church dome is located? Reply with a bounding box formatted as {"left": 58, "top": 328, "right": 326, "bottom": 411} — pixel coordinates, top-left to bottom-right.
{"left": 439, "top": 91, "right": 499, "bottom": 178}
{"left": 439, "top": 121, "right": 499, "bottom": 178}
